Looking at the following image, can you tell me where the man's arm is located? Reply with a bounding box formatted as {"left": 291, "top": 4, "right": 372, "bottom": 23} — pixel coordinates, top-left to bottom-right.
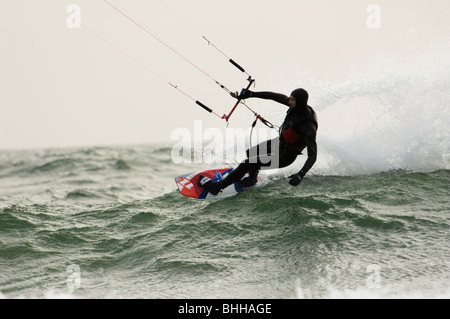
{"left": 289, "top": 132, "right": 317, "bottom": 186}
{"left": 251, "top": 91, "right": 290, "bottom": 106}
{"left": 233, "top": 90, "right": 290, "bottom": 106}
{"left": 300, "top": 132, "right": 318, "bottom": 176}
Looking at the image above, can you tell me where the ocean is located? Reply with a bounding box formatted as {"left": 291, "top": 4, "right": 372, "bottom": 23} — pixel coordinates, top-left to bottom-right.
{"left": 2, "top": 0, "right": 450, "bottom": 304}
{"left": 0, "top": 143, "right": 448, "bottom": 299}
{"left": 2, "top": 33, "right": 450, "bottom": 300}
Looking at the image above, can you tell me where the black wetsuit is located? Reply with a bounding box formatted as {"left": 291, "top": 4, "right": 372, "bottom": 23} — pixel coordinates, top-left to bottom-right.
{"left": 202, "top": 89, "right": 318, "bottom": 194}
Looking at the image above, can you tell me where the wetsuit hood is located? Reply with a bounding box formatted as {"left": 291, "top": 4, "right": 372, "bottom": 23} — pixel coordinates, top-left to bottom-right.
{"left": 291, "top": 88, "right": 309, "bottom": 108}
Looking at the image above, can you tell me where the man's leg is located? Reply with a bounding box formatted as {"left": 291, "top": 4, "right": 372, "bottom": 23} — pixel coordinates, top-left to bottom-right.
{"left": 240, "top": 167, "right": 260, "bottom": 188}
{"left": 198, "top": 162, "right": 256, "bottom": 195}
{"left": 199, "top": 137, "right": 282, "bottom": 195}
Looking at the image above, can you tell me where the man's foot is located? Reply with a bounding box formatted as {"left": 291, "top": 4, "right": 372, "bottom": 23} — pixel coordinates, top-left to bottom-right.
{"left": 198, "top": 175, "right": 211, "bottom": 187}
{"left": 198, "top": 175, "right": 221, "bottom": 196}
{"left": 240, "top": 170, "right": 259, "bottom": 188}
{"left": 241, "top": 175, "right": 257, "bottom": 188}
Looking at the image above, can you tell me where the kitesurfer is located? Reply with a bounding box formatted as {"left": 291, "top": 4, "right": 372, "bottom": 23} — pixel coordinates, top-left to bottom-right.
{"left": 198, "top": 88, "right": 318, "bottom": 195}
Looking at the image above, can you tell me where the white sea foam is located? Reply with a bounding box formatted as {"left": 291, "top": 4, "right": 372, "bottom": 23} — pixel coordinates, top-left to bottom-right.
{"left": 309, "top": 40, "right": 450, "bottom": 175}
{"left": 190, "top": 39, "right": 450, "bottom": 176}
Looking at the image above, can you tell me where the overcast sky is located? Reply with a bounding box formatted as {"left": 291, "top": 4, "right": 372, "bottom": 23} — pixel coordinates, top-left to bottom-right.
{"left": 1, "top": 0, "right": 449, "bottom": 150}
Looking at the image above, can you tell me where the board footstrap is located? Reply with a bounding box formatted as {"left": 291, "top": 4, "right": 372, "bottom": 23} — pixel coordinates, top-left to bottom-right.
{"left": 199, "top": 176, "right": 212, "bottom": 186}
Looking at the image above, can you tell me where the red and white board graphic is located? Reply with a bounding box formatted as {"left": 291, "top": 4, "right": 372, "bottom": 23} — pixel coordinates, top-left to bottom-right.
{"left": 175, "top": 168, "right": 266, "bottom": 200}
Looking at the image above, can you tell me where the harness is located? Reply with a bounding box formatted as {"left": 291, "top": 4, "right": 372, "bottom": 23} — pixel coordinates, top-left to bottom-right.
{"left": 279, "top": 106, "right": 318, "bottom": 146}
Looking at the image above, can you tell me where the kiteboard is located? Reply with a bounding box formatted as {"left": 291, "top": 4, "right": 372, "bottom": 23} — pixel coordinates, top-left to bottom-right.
{"left": 175, "top": 168, "right": 267, "bottom": 200}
